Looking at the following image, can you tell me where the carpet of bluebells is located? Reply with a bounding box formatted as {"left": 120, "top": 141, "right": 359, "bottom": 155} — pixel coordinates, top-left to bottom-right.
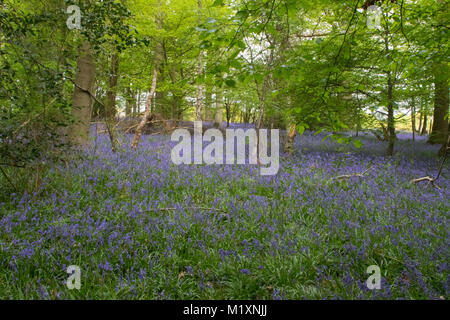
{"left": 0, "top": 124, "right": 449, "bottom": 299}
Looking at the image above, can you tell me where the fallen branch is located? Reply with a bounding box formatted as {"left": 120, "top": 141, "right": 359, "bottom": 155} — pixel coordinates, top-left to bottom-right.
{"left": 410, "top": 137, "right": 449, "bottom": 190}
{"left": 123, "top": 117, "right": 175, "bottom": 134}
{"left": 147, "top": 207, "right": 228, "bottom": 213}
{"left": 410, "top": 176, "right": 441, "bottom": 189}
{"left": 332, "top": 165, "right": 373, "bottom": 181}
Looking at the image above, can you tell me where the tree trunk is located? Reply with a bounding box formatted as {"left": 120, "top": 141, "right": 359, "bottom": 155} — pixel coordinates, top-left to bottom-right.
{"left": 429, "top": 118, "right": 433, "bottom": 136}
{"left": 195, "top": 0, "right": 204, "bottom": 121}
{"left": 418, "top": 110, "right": 423, "bottom": 134}
{"left": 440, "top": 123, "right": 450, "bottom": 155}
{"left": 70, "top": 41, "right": 95, "bottom": 146}
{"left": 386, "top": 71, "right": 395, "bottom": 156}
{"left": 225, "top": 100, "right": 231, "bottom": 127}
{"left": 134, "top": 89, "right": 140, "bottom": 116}
{"left": 284, "top": 95, "right": 296, "bottom": 154}
{"left": 383, "top": 32, "right": 395, "bottom": 156}
{"left": 131, "top": 68, "right": 158, "bottom": 149}
{"left": 125, "top": 98, "right": 132, "bottom": 116}
{"left": 106, "top": 52, "right": 119, "bottom": 152}
{"left": 125, "top": 87, "right": 135, "bottom": 117}
{"left": 204, "top": 85, "right": 212, "bottom": 120}
{"left": 284, "top": 121, "right": 296, "bottom": 154}
{"left": 214, "top": 87, "right": 223, "bottom": 129}
{"left": 411, "top": 98, "right": 415, "bottom": 142}
{"left": 421, "top": 113, "right": 428, "bottom": 135}
{"left": 172, "top": 95, "right": 182, "bottom": 120}
{"left": 429, "top": 63, "right": 449, "bottom": 144}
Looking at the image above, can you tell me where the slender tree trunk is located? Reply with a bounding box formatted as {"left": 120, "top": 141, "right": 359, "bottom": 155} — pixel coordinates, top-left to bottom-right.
{"left": 411, "top": 98, "right": 415, "bottom": 142}
{"left": 429, "top": 118, "right": 433, "bottom": 136}
{"left": 284, "top": 122, "right": 296, "bottom": 154}
{"left": 225, "top": 100, "right": 232, "bottom": 127}
{"left": 125, "top": 87, "right": 135, "bottom": 117}
{"left": 439, "top": 123, "right": 450, "bottom": 155}
{"left": 125, "top": 98, "right": 132, "bottom": 116}
{"left": 383, "top": 32, "right": 395, "bottom": 156}
{"left": 131, "top": 68, "right": 158, "bottom": 149}
{"left": 204, "top": 85, "right": 211, "bottom": 120}
{"left": 134, "top": 89, "right": 140, "bottom": 116}
{"left": 386, "top": 71, "right": 395, "bottom": 156}
{"left": 418, "top": 110, "right": 423, "bottom": 134}
{"left": 214, "top": 87, "right": 223, "bottom": 129}
{"left": 284, "top": 95, "right": 296, "bottom": 154}
{"left": 421, "top": 113, "right": 428, "bottom": 135}
{"left": 355, "top": 113, "right": 361, "bottom": 137}
{"left": 429, "top": 63, "right": 449, "bottom": 144}
{"left": 151, "top": 90, "right": 155, "bottom": 113}
{"left": 195, "top": 0, "right": 204, "bottom": 121}
{"left": 70, "top": 41, "right": 95, "bottom": 146}
{"left": 106, "top": 52, "right": 119, "bottom": 152}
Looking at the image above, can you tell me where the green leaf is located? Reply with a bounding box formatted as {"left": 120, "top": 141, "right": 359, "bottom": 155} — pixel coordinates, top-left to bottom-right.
{"left": 229, "top": 59, "right": 242, "bottom": 69}
{"left": 225, "top": 78, "right": 236, "bottom": 88}
{"left": 296, "top": 125, "right": 305, "bottom": 135}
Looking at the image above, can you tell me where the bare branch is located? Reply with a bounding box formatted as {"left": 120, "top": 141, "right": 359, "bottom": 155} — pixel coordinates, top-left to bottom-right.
{"left": 331, "top": 165, "right": 373, "bottom": 181}
{"left": 411, "top": 136, "right": 449, "bottom": 190}
{"left": 147, "top": 207, "right": 228, "bottom": 213}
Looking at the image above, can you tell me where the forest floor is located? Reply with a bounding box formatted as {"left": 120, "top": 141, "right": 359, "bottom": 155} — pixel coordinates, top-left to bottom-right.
{"left": 0, "top": 125, "right": 448, "bottom": 299}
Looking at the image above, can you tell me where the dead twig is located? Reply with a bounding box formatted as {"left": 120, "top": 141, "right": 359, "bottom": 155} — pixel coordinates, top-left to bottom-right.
{"left": 410, "top": 138, "right": 449, "bottom": 190}
{"left": 332, "top": 165, "right": 373, "bottom": 181}
{"left": 147, "top": 207, "right": 228, "bottom": 213}
{"left": 410, "top": 176, "right": 441, "bottom": 190}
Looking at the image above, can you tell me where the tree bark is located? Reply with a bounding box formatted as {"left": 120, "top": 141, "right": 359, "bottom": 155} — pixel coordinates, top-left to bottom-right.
{"left": 284, "top": 95, "right": 296, "bottom": 155}
{"left": 429, "top": 118, "right": 433, "bottom": 136}
{"left": 384, "top": 32, "right": 395, "bottom": 156}
{"left": 386, "top": 71, "right": 395, "bottom": 156}
{"left": 70, "top": 41, "right": 95, "bottom": 146}
{"left": 195, "top": 0, "right": 204, "bottom": 121}
{"left": 214, "top": 88, "right": 223, "bottom": 129}
{"left": 131, "top": 68, "right": 158, "bottom": 149}
{"left": 429, "top": 63, "right": 449, "bottom": 144}
{"left": 421, "top": 113, "right": 428, "bottom": 135}
{"left": 225, "top": 99, "right": 232, "bottom": 127}
{"left": 106, "top": 52, "right": 119, "bottom": 152}
{"left": 205, "top": 85, "right": 212, "bottom": 120}
{"left": 134, "top": 89, "right": 140, "bottom": 116}
{"left": 418, "top": 110, "right": 423, "bottom": 134}
{"left": 411, "top": 98, "right": 415, "bottom": 142}
{"left": 125, "top": 86, "right": 136, "bottom": 117}
{"left": 284, "top": 122, "right": 297, "bottom": 154}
